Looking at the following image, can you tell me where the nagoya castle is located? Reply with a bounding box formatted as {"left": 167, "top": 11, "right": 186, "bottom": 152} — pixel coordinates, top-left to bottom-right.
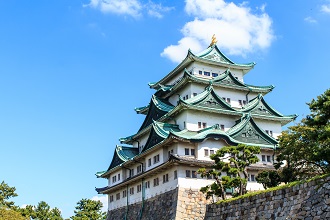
{"left": 96, "top": 36, "right": 297, "bottom": 220}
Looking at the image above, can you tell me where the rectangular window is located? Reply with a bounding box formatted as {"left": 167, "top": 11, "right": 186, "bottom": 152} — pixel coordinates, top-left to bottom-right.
{"left": 130, "top": 169, "right": 134, "bottom": 177}
{"left": 112, "top": 176, "right": 116, "bottom": 183}
{"left": 191, "top": 149, "right": 195, "bottom": 156}
{"left": 262, "top": 155, "right": 266, "bottom": 162}
{"left": 270, "top": 131, "right": 273, "bottom": 137}
{"left": 145, "top": 181, "right": 150, "bottom": 189}
{"left": 183, "top": 121, "right": 186, "bottom": 129}
{"left": 118, "top": 173, "right": 120, "bottom": 181}
{"left": 153, "top": 154, "right": 160, "bottom": 164}
{"left": 204, "top": 71, "right": 210, "bottom": 76}
{"left": 199, "top": 70, "right": 202, "bottom": 75}
{"left": 109, "top": 195, "right": 114, "bottom": 203}
{"left": 202, "top": 122, "right": 207, "bottom": 128}
{"left": 185, "top": 148, "right": 190, "bottom": 155}
{"left": 193, "top": 93, "right": 197, "bottom": 97}
{"left": 243, "top": 100, "right": 247, "bottom": 105}
{"left": 204, "top": 149, "right": 209, "bottom": 157}
{"left": 153, "top": 177, "right": 159, "bottom": 186}
{"left": 220, "top": 124, "right": 225, "bottom": 131}
{"left": 250, "top": 174, "right": 255, "bottom": 182}
{"left": 129, "top": 187, "right": 134, "bottom": 195}
{"left": 116, "top": 193, "right": 120, "bottom": 200}
{"left": 186, "top": 170, "right": 191, "bottom": 178}
{"left": 148, "top": 158, "right": 151, "bottom": 167}
{"left": 198, "top": 122, "right": 202, "bottom": 128}
{"left": 238, "top": 100, "right": 242, "bottom": 106}
{"left": 192, "top": 170, "right": 197, "bottom": 178}
{"left": 137, "top": 184, "right": 142, "bottom": 193}
{"left": 265, "top": 130, "right": 269, "bottom": 134}
{"left": 185, "top": 95, "right": 189, "bottom": 100}
{"left": 137, "top": 165, "right": 142, "bottom": 174}
{"left": 212, "top": 73, "right": 218, "bottom": 77}
{"left": 174, "top": 170, "right": 177, "bottom": 179}
{"left": 267, "top": 155, "right": 271, "bottom": 162}
{"left": 210, "top": 150, "right": 215, "bottom": 155}
{"left": 123, "top": 190, "right": 127, "bottom": 198}
{"left": 163, "top": 174, "right": 169, "bottom": 183}
{"left": 168, "top": 149, "right": 173, "bottom": 157}
{"left": 226, "top": 98, "right": 231, "bottom": 104}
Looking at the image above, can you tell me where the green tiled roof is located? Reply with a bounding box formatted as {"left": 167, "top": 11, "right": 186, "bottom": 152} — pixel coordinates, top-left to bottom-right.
{"left": 180, "top": 85, "right": 235, "bottom": 111}
{"left": 196, "top": 45, "right": 255, "bottom": 67}
{"left": 150, "top": 44, "right": 256, "bottom": 90}
{"left": 240, "top": 94, "right": 298, "bottom": 125}
{"left": 154, "top": 69, "right": 274, "bottom": 98}
{"left": 227, "top": 114, "right": 278, "bottom": 146}
{"left": 105, "top": 145, "right": 139, "bottom": 172}
{"left": 138, "top": 95, "right": 174, "bottom": 132}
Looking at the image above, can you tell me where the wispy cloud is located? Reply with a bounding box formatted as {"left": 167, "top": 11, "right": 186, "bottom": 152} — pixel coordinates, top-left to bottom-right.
{"left": 91, "top": 195, "right": 108, "bottom": 212}
{"left": 84, "top": 0, "right": 173, "bottom": 18}
{"left": 84, "top": 0, "right": 142, "bottom": 18}
{"left": 321, "top": 4, "right": 330, "bottom": 13}
{"left": 146, "top": 1, "right": 174, "bottom": 18}
{"left": 304, "top": 16, "right": 317, "bottom": 23}
{"left": 161, "top": 0, "right": 275, "bottom": 63}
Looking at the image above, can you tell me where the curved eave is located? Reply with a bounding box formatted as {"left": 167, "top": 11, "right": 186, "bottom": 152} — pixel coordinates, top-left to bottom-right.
{"left": 191, "top": 52, "right": 255, "bottom": 75}
{"left": 135, "top": 105, "right": 149, "bottom": 115}
{"left": 195, "top": 44, "right": 255, "bottom": 69}
{"left": 150, "top": 51, "right": 195, "bottom": 89}
{"left": 251, "top": 114, "right": 298, "bottom": 126}
{"left": 162, "top": 70, "right": 272, "bottom": 99}
{"left": 228, "top": 115, "right": 278, "bottom": 145}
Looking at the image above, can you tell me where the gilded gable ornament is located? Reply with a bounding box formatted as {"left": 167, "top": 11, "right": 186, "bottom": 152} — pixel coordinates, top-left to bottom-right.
{"left": 209, "top": 34, "right": 218, "bottom": 47}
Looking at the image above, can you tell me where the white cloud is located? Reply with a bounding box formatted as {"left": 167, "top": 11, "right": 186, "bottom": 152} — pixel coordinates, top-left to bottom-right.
{"left": 85, "top": 0, "right": 142, "bottom": 18}
{"left": 161, "top": 0, "right": 275, "bottom": 63}
{"left": 304, "top": 16, "right": 317, "bottom": 23}
{"left": 146, "top": 1, "right": 174, "bottom": 18}
{"left": 321, "top": 4, "right": 330, "bottom": 13}
{"left": 91, "top": 195, "right": 108, "bottom": 212}
{"left": 84, "top": 0, "right": 173, "bottom": 18}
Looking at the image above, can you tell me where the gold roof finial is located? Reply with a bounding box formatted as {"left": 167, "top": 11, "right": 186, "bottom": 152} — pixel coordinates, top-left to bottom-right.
{"left": 209, "top": 34, "right": 217, "bottom": 47}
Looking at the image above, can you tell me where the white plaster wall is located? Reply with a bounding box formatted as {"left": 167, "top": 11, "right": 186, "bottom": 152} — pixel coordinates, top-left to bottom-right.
{"left": 132, "top": 132, "right": 149, "bottom": 149}
{"left": 175, "top": 111, "right": 188, "bottom": 130}
{"left": 107, "top": 167, "right": 179, "bottom": 211}
{"left": 109, "top": 170, "right": 123, "bottom": 186}
{"left": 197, "top": 139, "right": 227, "bottom": 161}
{"left": 176, "top": 142, "right": 196, "bottom": 156}
{"left": 185, "top": 110, "right": 239, "bottom": 131}
{"left": 177, "top": 165, "right": 216, "bottom": 190}
{"left": 256, "top": 149, "right": 275, "bottom": 166}
{"left": 190, "top": 63, "right": 244, "bottom": 82}
{"left": 253, "top": 118, "right": 282, "bottom": 139}
{"left": 145, "top": 149, "right": 164, "bottom": 171}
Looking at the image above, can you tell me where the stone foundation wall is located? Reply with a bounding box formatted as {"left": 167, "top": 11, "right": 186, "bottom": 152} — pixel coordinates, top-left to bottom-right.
{"left": 106, "top": 187, "right": 211, "bottom": 220}
{"left": 205, "top": 176, "right": 330, "bottom": 220}
{"left": 176, "top": 188, "right": 213, "bottom": 220}
{"left": 107, "top": 188, "right": 178, "bottom": 220}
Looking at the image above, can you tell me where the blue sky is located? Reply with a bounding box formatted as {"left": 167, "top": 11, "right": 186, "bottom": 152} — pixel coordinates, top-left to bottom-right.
{"left": 1, "top": 0, "right": 329, "bottom": 218}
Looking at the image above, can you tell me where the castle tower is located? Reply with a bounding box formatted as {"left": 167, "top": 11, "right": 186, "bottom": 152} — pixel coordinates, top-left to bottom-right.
{"left": 96, "top": 40, "right": 297, "bottom": 219}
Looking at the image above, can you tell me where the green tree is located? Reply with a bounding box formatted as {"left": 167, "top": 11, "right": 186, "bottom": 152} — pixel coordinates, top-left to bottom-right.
{"left": 256, "top": 170, "right": 281, "bottom": 189}
{"left": 0, "top": 207, "right": 28, "bottom": 220}
{"left": 198, "top": 144, "right": 260, "bottom": 199}
{"left": 276, "top": 89, "right": 330, "bottom": 180}
{"left": 34, "top": 201, "right": 51, "bottom": 220}
{"left": 19, "top": 202, "right": 63, "bottom": 220}
{"left": 19, "top": 204, "right": 37, "bottom": 219}
{"left": 70, "top": 198, "right": 106, "bottom": 220}
{"left": 0, "top": 181, "right": 18, "bottom": 209}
